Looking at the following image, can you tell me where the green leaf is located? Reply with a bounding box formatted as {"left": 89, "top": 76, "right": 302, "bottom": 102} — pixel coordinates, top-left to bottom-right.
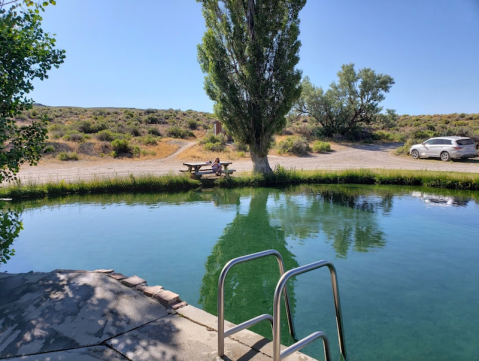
{"left": 0, "top": 2, "right": 65, "bottom": 183}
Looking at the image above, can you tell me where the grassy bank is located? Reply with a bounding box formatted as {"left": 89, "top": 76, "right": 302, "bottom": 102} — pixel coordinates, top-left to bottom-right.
{"left": 0, "top": 174, "right": 201, "bottom": 199}
{"left": 216, "top": 168, "right": 479, "bottom": 191}
{"left": 1, "top": 169, "right": 478, "bottom": 200}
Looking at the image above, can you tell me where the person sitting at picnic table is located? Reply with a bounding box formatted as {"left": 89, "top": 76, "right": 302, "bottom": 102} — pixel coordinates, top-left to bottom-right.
{"left": 212, "top": 157, "right": 222, "bottom": 176}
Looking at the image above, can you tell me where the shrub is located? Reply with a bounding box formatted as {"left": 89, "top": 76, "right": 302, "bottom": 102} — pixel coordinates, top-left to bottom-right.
{"left": 145, "top": 115, "right": 160, "bottom": 124}
{"left": 57, "top": 152, "right": 79, "bottom": 161}
{"left": 63, "top": 132, "right": 84, "bottom": 142}
{"left": 76, "top": 120, "right": 108, "bottom": 134}
{"left": 128, "top": 126, "right": 141, "bottom": 137}
{"left": 200, "top": 132, "right": 226, "bottom": 151}
{"left": 123, "top": 110, "right": 134, "bottom": 118}
{"left": 111, "top": 139, "right": 131, "bottom": 154}
{"left": 395, "top": 138, "right": 421, "bottom": 156}
{"left": 292, "top": 123, "right": 315, "bottom": 140}
{"left": 49, "top": 124, "right": 66, "bottom": 132}
{"left": 277, "top": 136, "right": 310, "bottom": 155}
{"left": 141, "top": 135, "right": 158, "bottom": 146}
{"left": 372, "top": 131, "right": 396, "bottom": 141}
{"left": 43, "top": 145, "right": 55, "bottom": 154}
{"left": 410, "top": 129, "right": 435, "bottom": 139}
{"left": 312, "top": 141, "right": 331, "bottom": 153}
{"left": 445, "top": 127, "right": 472, "bottom": 137}
{"left": 96, "top": 129, "right": 115, "bottom": 141}
{"left": 50, "top": 130, "right": 65, "bottom": 139}
{"left": 147, "top": 127, "right": 161, "bottom": 136}
{"left": 200, "top": 133, "right": 219, "bottom": 145}
{"left": 187, "top": 119, "right": 198, "bottom": 130}
{"left": 15, "top": 113, "right": 27, "bottom": 121}
{"left": 167, "top": 126, "right": 193, "bottom": 139}
{"left": 204, "top": 142, "right": 225, "bottom": 152}
{"left": 132, "top": 145, "right": 141, "bottom": 158}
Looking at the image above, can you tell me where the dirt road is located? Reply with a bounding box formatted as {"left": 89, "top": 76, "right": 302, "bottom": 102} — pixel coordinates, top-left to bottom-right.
{"left": 15, "top": 143, "right": 479, "bottom": 183}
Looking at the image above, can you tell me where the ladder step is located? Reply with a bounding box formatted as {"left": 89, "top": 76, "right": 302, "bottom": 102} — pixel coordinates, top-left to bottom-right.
{"left": 224, "top": 314, "right": 273, "bottom": 338}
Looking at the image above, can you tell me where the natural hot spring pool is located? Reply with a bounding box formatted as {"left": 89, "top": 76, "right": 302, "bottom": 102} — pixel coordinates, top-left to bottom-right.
{"left": 1, "top": 185, "right": 478, "bottom": 360}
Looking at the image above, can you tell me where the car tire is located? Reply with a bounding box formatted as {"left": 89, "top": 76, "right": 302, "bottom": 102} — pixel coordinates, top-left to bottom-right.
{"left": 440, "top": 151, "right": 451, "bottom": 162}
{"left": 411, "top": 150, "right": 420, "bottom": 159}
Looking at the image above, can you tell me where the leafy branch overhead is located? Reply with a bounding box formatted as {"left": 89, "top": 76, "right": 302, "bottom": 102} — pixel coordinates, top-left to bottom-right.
{"left": 295, "top": 64, "right": 395, "bottom": 138}
{"left": 0, "top": 0, "right": 65, "bottom": 182}
{"left": 0, "top": 209, "right": 23, "bottom": 267}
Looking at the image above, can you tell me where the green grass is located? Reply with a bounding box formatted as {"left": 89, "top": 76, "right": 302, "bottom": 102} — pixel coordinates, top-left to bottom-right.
{"left": 1, "top": 168, "right": 478, "bottom": 200}
{"left": 216, "top": 167, "right": 479, "bottom": 191}
{"left": 0, "top": 174, "right": 201, "bottom": 199}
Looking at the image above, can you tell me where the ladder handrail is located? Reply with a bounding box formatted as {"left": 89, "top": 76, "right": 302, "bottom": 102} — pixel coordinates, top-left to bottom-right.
{"left": 273, "top": 260, "right": 347, "bottom": 361}
{"left": 218, "top": 249, "right": 296, "bottom": 357}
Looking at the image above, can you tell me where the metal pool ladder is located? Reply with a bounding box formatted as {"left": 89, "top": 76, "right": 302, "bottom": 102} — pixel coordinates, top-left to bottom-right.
{"left": 217, "top": 250, "right": 347, "bottom": 361}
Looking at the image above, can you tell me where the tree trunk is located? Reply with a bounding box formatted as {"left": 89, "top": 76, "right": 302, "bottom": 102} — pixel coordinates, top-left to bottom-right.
{"left": 250, "top": 151, "right": 272, "bottom": 174}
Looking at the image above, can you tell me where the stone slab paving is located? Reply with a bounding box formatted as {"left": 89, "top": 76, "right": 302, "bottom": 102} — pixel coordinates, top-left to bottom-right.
{"left": 0, "top": 272, "right": 166, "bottom": 359}
{"left": 176, "top": 306, "right": 316, "bottom": 361}
{"left": 6, "top": 346, "right": 129, "bottom": 360}
{"left": 0, "top": 272, "right": 318, "bottom": 361}
{"left": 107, "top": 314, "right": 272, "bottom": 361}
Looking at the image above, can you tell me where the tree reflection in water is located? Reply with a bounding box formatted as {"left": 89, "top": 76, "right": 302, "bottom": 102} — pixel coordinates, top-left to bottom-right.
{"left": 269, "top": 186, "right": 388, "bottom": 258}
{"left": 199, "top": 186, "right": 390, "bottom": 344}
{"left": 0, "top": 206, "right": 23, "bottom": 267}
{"left": 199, "top": 189, "right": 299, "bottom": 344}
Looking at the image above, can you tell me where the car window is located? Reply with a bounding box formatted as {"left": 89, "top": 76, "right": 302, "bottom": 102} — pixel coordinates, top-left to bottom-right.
{"left": 456, "top": 139, "right": 474, "bottom": 145}
{"left": 443, "top": 139, "right": 452, "bottom": 145}
{"left": 424, "top": 140, "right": 435, "bottom": 145}
{"left": 435, "top": 139, "right": 445, "bottom": 145}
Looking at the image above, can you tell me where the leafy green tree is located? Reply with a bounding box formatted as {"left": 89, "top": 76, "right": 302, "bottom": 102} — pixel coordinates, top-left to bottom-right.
{"left": 377, "top": 108, "right": 398, "bottom": 130}
{"left": 295, "top": 64, "right": 395, "bottom": 138}
{"left": 0, "top": 0, "right": 65, "bottom": 183}
{"left": 197, "top": 0, "right": 305, "bottom": 173}
{"left": 0, "top": 208, "right": 23, "bottom": 267}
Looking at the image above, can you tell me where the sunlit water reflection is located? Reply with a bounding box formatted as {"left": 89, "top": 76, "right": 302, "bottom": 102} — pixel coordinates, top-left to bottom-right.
{"left": 1, "top": 185, "right": 478, "bottom": 360}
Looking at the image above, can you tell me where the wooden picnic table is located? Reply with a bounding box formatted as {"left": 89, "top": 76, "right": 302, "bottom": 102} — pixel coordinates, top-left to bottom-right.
{"left": 182, "top": 161, "right": 234, "bottom": 178}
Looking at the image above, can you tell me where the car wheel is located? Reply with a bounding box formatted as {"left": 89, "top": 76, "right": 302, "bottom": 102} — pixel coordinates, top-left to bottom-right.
{"left": 440, "top": 151, "right": 451, "bottom": 162}
{"left": 411, "top": 150, "right": 420, "bottom": 159}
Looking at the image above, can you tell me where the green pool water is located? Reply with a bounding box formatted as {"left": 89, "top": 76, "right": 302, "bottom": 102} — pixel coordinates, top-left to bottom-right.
{"left": 1, "top": 185, "right": 479, "bottom": 360}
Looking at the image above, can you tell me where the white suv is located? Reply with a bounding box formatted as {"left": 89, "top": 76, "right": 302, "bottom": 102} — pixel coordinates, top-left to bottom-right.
{"left": 409, "top": 136, "right": 477, "bottom": 161}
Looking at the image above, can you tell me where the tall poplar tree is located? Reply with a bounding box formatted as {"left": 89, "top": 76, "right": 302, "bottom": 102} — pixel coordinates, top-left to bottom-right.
{"left": 197, "top": 0, "right": 305, "bottom": 173}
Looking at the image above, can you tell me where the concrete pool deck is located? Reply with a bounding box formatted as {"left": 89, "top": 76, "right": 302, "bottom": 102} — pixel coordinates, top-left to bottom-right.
{"left": 0, "top": 270, "right": 317, "bottom": 361}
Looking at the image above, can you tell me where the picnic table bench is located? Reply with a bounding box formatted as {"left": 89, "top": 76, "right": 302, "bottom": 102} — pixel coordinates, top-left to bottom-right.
{"left": 181, "top": 162, "right": 235, "bottom": 179}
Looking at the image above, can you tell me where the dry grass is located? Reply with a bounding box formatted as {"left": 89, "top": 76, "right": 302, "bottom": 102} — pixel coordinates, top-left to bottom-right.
{"left": 138, "top": 138, "right": 182, "bottom": 160}
{"left": 176, "top": 143, "right": 249, "bottom": 161}
{"left": 41, "top": 138, "right": 185, "bottom": 162}
{"left": 176, "top": 143, "right": 223, "bottom": 161}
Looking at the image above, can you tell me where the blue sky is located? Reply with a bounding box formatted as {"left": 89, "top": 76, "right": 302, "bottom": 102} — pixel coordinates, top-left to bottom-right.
{"left": 31, "top": 0, "right": 479, "bottom": 115}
